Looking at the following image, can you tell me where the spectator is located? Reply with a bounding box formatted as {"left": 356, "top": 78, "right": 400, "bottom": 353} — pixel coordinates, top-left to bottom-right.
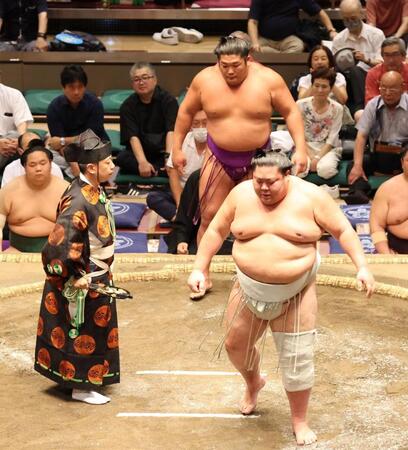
{"left": 46, "top": 65, "right": 108, "bottom": 178}
{"left": 0, "top": 0, "right": 48, "bottom": 52}
{"left": 298, "top": 45, "right": 348, "bottom": 105}
{"left": 0, "top": 75, "right": 33, "bottom": 171}
{"left": 247, "top": 0, "right": 337, "bottom": 54}
{"left": 0, "top": 144, "right": 68, "bottom": 252}
{"left": 366, "top": 0, "right": 408, "bottom": 46}
{"left": 365, "top": 37, "right": 408, "bottom": 104}
{"left": 146, "top": 110, "right": 206, "bottom": 222}
{"left": 297, "top": 68, "right": 343, "bottom": 179}
{"left": 333, "top": 0, "right": 385, "bottom": 121}
{"left": 346, "top": 71, "right": 408, "bottom": 204}
{"left": 1, "top": 131, "right": 63, "bottom": 187}
{"left": 117, "top": 62, "right": 178, "bottom": 178}
{"left": 370, "top": 148, "right": 408, "bottom": 254}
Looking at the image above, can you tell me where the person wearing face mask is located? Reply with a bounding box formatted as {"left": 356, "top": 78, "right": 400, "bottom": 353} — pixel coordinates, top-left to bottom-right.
{"left": 146, "top": 110, "right": 207, "bottom": 224}
{"left": 332, "top": 0, "right": 385, "bottom": 122}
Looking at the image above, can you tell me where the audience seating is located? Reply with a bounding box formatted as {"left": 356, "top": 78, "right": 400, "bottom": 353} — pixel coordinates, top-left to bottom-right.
{"left": 25, "top": 89, "right": 61, "bottom": 115}
{"left": 101, "top": 90, "right": 133, "bottom": 115}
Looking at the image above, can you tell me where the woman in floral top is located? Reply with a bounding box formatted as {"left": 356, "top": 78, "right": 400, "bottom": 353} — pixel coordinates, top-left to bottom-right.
{"left": 296, "top": 68, "right": 343, "bottom": 179}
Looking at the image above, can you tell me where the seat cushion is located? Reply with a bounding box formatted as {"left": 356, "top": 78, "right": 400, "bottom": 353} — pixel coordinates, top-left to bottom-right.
{"left": 304, "top": 159, "right": 349, "bottom": 186}
{"left": 101, "top": 90, "right": 133, "bottom": 114}
{"left": 25, "top": 89, "right": 62, "bottom": 114}
{"left": 115, "top": 173, "right": 169, "bottom": 186}
{"left": 340, "top": 204, "right": 371, "bottom": 227}
{"left": 106, "top": 129, "right": 125, "bottom": 154}
{"left": 112, "top": 201, "right": 146, "bottom": 229}
{"left": 368, "top": 175, "right": 392, "bottom": 191}
{"left": 329, "top": 234, "right": 376, "bottom": 254}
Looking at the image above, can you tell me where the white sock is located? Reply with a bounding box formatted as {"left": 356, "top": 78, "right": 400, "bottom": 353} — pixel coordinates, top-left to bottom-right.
{"left": 72, "top": 389, "right": 111, "bottom": 405}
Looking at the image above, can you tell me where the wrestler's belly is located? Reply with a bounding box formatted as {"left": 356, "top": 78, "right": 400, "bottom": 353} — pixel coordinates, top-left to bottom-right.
{"left": 208, "top": 120, "right": 271, "bottom": 151}
{"left": 232, "top": 234, "right": 317, "bottom": 283}
{"left": 9, "top": 218, "right": 54, "bottom": 237}
{"left": 387, "top": 222, "right": 408, "bottom": 239}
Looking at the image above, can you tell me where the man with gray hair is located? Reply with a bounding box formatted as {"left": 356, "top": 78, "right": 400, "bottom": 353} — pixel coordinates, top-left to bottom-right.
{"left": 118, "top": 62, "right": 179, "bottom": 178}
{"left": 365, "top": 37, "right": 408, "bottom": 104}
{"left": 188, "top": 150, "right": 374, "bottom": 445}
{"left": 333, "top": 0, "right": 385, "bottom": 121}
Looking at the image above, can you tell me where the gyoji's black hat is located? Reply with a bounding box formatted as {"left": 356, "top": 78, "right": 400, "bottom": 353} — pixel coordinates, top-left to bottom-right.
{"left": 64, "top": 129, "right": 111, "bottom": 164}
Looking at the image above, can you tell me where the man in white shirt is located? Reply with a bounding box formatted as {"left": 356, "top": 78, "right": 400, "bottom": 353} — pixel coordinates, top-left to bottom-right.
{"left": 333, "top": 0, "right": 385, "bottom": 121}
{"left": 146, "top": 110, "right": 207, "bottom": 222}
{"left": 1, "top": 131, "right": 63, "bottom": 187}
{"left": 0, "top": 79, "right": 33, "bottom": 171}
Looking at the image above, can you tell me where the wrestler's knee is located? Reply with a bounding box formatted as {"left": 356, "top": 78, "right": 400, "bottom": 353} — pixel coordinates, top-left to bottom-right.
{"left": 273, "top": 330, "right": 316, "bottom": 392}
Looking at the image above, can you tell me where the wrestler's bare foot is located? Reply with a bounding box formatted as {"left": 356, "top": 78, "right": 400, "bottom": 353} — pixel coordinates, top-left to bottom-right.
{"left": 240, "top": 376, "right": 266, "bottom": 415}
{"left": 189, "top": 280, "right": 213, "bottom": 301}
{"left": 293, "top": 422, "right": 317, "bottom": 446}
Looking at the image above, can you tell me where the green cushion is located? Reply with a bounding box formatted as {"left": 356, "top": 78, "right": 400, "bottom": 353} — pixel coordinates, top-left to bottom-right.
{"left": 304, "top": 159, "right": 349, "bottom": 186}
{"left": 28, "top": 128, "right": 48, "bottom": 139}
{"left": 106, "top": 129, "right": 125, "bottom": 154}
{"left": 101, "top": 90, "right": 133, "bottom": 114}
{"left": 115, "top": 173, "right": 169, "bottom": 186}
{"left": 368, "top": 175, "right": 392, "bottom": 190}
{"left": 24, "top": 89, "right": 62, "bottom": 114}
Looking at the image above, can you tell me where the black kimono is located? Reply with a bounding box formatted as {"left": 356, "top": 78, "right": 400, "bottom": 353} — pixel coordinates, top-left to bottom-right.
{"left": 34, "top": 177, "right": 119, "bottom": 389}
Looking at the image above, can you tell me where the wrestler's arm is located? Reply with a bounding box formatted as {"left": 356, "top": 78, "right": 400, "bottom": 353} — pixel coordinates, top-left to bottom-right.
{"left": 173, "top": 77, "right": 202, "bottom": 170}
{"left": 314, "top": 190, "right": 375, "bottom": 296}
{"left": 370, "top": 185, "right": 391, "bottom": 254}
{"left": 0, "top": 187, "right": 10, "bottom": 252}
{"left": 269, "top": 72, "right": 308, "bottom": 173}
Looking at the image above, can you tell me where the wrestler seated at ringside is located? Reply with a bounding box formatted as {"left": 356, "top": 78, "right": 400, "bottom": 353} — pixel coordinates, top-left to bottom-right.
{"left": 370, "top": 148, "right": 408, "bottom": 253}
{"left": 0, "top": 143, "right": 68, "bottom": 252}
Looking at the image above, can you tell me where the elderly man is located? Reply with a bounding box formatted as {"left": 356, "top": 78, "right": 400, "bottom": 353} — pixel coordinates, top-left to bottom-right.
{"left": 0, "top": 143, "right": 68, "bottom": 252}
{"left": 247, "top": 0, "right": 337, "bottom": 53}
{"left": 1, "top": 131, "right": 63, "bottom": 187}
{"left": 117, "top": 62, "right": 179, "bottom": 178}
{"left": 0, "top": 76, "right": 33, "bottom": 171}
{"left": 333, "top": 0, "right": 385, "bottom": 121}
{"left": 370, "top": 149, "right": 408, "bottom": 253}
{"left": 365, "top": 37, "right": 408, "bottom": 104}
{"left": 0, "top": 0, "right": 48, "bottom": 51}
{"left": 188, "top": 151, "right": 374, "bottom": 446}
{"left": 173, "top": 37, "right": 308, "bottom": 296}
{"left": 47, "top": 65, "right": 108, "bottom": 178}
{"left": 346, "top": 71, "right": 408, "bottom": 204}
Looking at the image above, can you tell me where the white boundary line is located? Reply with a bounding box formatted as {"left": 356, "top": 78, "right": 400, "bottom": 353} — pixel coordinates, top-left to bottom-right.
{"left": 117, "top": 412, "right": 259, "bottom": 419}
{"left": 135, "top": 370, "right": 267, "bottom": 376}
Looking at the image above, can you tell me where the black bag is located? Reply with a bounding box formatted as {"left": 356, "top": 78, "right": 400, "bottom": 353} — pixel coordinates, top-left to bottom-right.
{"left": 49, "top": 30, "right": 106, "bottom": 52}
{"left": 296, "top": 20, "right": 329, "bottom": 52}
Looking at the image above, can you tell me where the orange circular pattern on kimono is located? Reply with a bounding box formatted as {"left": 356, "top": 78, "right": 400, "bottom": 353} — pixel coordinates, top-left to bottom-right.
{"left": 45, "top": 292, "right": 58, "bottom": 314}
{"left": 37, "top": 348, "right": 51, "bottom": 368}
{"left": 94, "top": 305, "right": 111, "bottom": 327}
{"left": 103, "top": 359, "right": 110, "bottom": 375}
{"left": 72, "top": 210, "right": 88, "bottom": 231}
{"left": 107, "top": 328, "right": 119, "bottom": 349}
{"left": 81, "top": 185, "right": 99, "bottom": 205}
{"left": 74, "top": 335, "right": 96, "bottom": 355}
{"left": 37, "top": 316, "right": 44, "bottom": 336}
{"left": 59, "top": 195, "right": 72, "bottom": 214}
{"left": 51, "top": 327, "right": 65, "bottom": 349}
{"left": 88, "top": 289, "right": 100, "bottom": 299}
{"left": 48, "top": 224, "right": 65, "bottom": 246}
{"left": 68, "top": 242, "right": 84, "bottom": 261}
{"left": 97, "top": 216, "right": 110, "bottom": 238}
{"left": 59, "top": 360, "right": 76, "bottom": 380}
{"left": 88, "top": 364, "right": 105, "bottom": 384}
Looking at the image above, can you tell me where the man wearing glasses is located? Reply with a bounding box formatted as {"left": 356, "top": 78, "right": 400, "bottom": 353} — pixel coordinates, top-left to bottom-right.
{"left": 365, "top": 37, "right": 408, "bottom": 104}
{"left": 117, "top": 62, "right": 179, "bottom": 178}
{"left": 346, "top": 71, "right": 408, "bottom": 204}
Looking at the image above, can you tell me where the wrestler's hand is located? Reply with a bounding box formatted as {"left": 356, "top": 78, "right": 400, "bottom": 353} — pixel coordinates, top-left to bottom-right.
{"left": 188, "top": 269, "right": 206, "bottom": 293}
{"left": 356, "top": 266, "right": 375, "bottom": 298}
{"left": 292, "top": 150, "right": 308, "bottom": 175}
{"left": 172, "top": 150, "right": 187, "bottom": 176}
{"left": 177, "top": 242, "right": 189, "bottom": 254}
{"left": 73, "top": 277, "right": 90, "bottom": 290}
